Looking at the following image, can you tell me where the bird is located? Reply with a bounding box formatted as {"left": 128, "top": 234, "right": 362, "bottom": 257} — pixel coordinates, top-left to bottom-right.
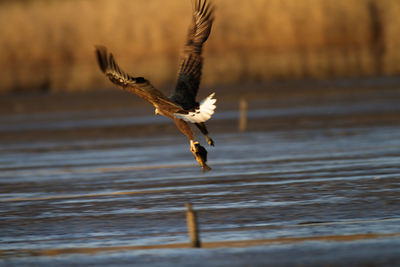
{"left": 95, "top": 0, "right": 216, "bottom": 172}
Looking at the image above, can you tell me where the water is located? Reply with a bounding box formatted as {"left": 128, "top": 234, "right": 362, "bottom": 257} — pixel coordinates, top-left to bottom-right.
{"left": 0, "top": 87, "right": 400, "bottom": 266}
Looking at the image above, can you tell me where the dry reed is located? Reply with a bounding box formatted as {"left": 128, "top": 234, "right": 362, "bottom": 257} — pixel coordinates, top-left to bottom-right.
{"left": 0, "top": 0, "right": 400, "bottom": 93}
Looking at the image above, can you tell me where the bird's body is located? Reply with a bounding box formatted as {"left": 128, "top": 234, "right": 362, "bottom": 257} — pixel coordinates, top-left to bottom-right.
{"left": 95, "top": 0, "right": 215, "bottom": 172}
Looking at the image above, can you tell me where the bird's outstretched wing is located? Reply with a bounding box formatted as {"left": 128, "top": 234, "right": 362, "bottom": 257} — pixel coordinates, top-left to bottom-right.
{"left": 170, "top": 0, "right": 215, "bottom": 110}
{"left": 95, "top": 46, "right": 181, "bottom": 111}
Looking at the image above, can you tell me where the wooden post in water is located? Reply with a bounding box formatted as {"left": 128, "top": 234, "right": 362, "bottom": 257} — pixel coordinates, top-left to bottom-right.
{"left": 185, "top": 203, "right": 201, "bottom": 248}
{"left": 239, "top": 97, "right": 248, "bottom": 132}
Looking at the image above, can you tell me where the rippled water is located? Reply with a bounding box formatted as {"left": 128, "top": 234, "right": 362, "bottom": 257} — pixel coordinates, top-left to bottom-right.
{"left": 1, "top": 88, "right": 400, "bottom": 266}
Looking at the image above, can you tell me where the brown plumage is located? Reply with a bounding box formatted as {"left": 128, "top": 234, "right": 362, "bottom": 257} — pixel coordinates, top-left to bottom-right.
{"left": 95, "top": 0, "right": 215, "bottom": 172}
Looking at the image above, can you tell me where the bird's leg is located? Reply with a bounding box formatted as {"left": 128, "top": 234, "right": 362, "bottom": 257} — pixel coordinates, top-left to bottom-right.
{"left": 195, "top": 122, "right": 214, "bottom": 146}
{"left": 190, "top": 140, "right": 196, "bottom": 153}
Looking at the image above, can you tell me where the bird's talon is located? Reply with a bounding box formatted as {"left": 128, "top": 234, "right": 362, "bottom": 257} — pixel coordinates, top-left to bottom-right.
{"left": 190, "top": 141, "right": 200, "bottom": 153}
{"left": 206, "top": 136, "right": 214, "bottom": 146}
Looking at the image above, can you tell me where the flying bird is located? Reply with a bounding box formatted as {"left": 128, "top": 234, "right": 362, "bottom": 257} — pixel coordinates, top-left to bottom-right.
{"left": 95, "top": 0, "right": 216, "bottom": 172}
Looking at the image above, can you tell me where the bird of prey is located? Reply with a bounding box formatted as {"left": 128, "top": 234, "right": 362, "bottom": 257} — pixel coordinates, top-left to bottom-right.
{"left": 95, "top": 0, "right": 216, "bottom": 172}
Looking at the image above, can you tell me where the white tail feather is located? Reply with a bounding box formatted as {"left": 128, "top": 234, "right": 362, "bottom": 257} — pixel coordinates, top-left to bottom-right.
{"left": 174, "top": 93, "right": 216, "bottom": 123}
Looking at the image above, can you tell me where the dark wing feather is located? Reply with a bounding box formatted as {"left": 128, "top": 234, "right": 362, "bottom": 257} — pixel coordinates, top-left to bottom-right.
{"left": 95, "top": 46, "right": 182, "bottom": 112}
{"left": 170, "top": 0, "right": 215, "bottom": 110}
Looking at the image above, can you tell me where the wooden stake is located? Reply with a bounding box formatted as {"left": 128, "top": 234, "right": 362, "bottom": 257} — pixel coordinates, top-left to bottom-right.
{"left": 186, "top": 203, "right": 201, "bottom": 248}
{"left": 239, "top": 97, "right": 248, "bottom": 132}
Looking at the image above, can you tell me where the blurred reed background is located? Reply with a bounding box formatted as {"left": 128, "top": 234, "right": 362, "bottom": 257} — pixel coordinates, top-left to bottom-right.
{"left": 1, "top": 0, "right": 400, "bottom": 93}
